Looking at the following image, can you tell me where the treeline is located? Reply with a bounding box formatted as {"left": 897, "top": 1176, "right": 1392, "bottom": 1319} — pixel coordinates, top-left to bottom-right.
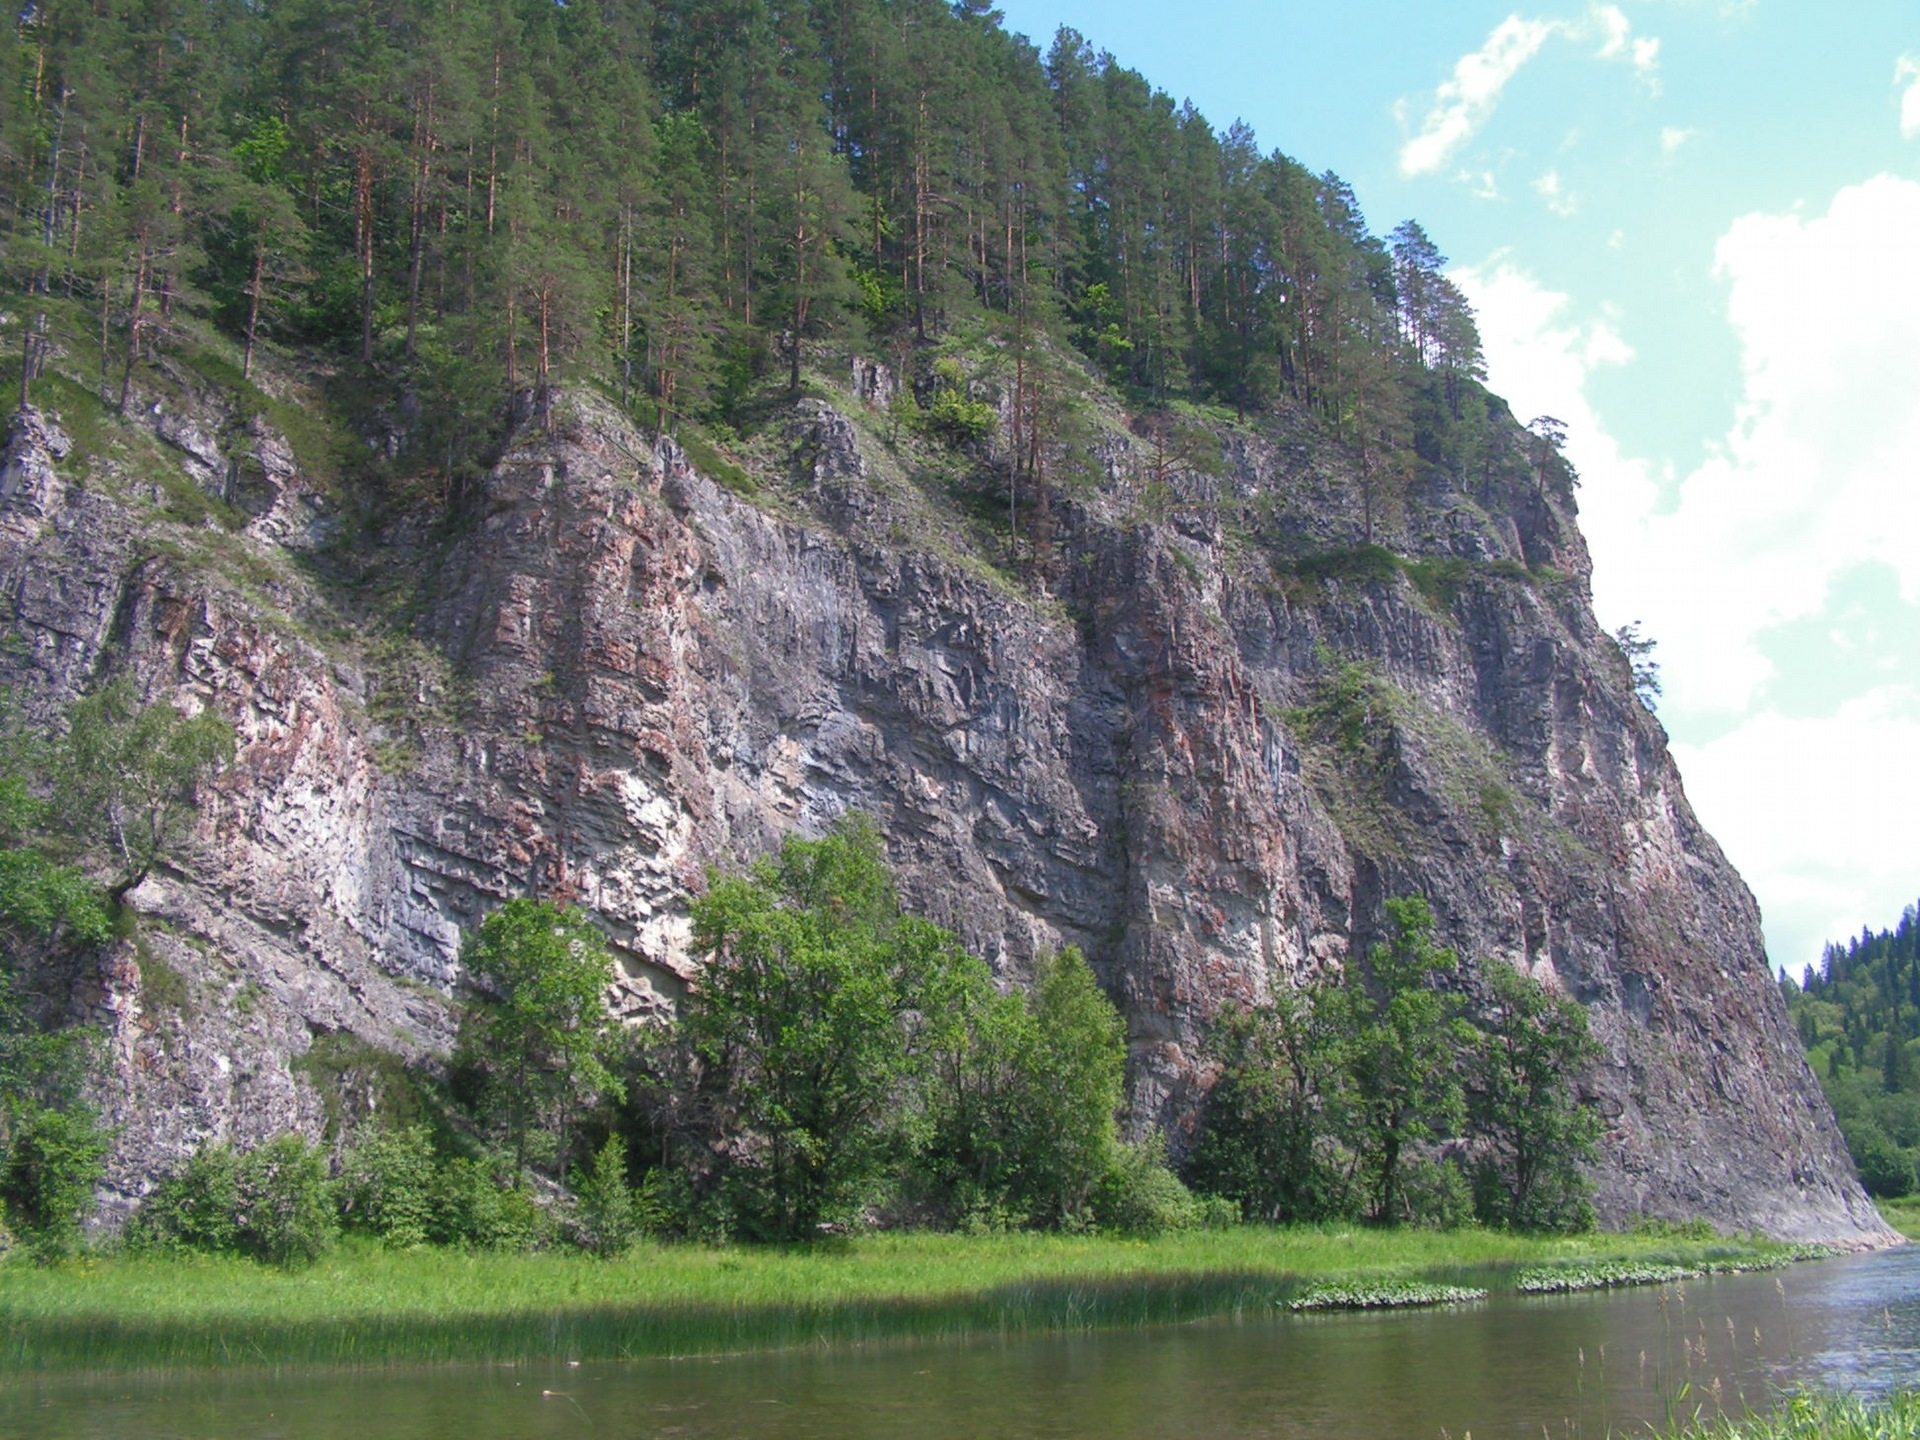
{"left": 1782, "top": 904, "right": 1920, "bottom": 1196}
{"left": 1191, "top": 897, "right": 1600, "bottom": 1232}
{"left": 0, "top": 0, "right": 1494, "bottom": 494}
{"left": 122, "top": 820, "right": 1601, "bottom": 1265}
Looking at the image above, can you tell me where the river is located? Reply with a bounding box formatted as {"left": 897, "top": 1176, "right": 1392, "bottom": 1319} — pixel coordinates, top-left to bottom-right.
{"left": 5, "top": 1247, "right": 1917, "bottom": 1439}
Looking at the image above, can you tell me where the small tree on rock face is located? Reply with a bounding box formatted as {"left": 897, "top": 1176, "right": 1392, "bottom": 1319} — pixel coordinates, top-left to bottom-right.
{"left": 60, "top": 676, "right": 234, "bottom": 903}
{"left": 458, "top": 899, "right": 624, "bottom": 1186}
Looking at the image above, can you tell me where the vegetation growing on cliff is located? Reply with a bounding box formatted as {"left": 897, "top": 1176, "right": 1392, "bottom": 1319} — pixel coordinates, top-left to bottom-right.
{"left": 0, "top": 685, "right": 230, "bottom": 1257}
{"left": 1188, "top": 896, "right": 1602, "bottom": 1232}
{"left": 0, "top": 0, "right": 1505, "bottom": 542}
{"left": 1782, "top": 901, "right": 1920, "bottom": 1197}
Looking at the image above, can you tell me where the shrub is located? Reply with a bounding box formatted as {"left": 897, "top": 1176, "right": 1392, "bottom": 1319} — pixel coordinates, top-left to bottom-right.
{"left": 572, "top": 1137, "right": 638, "bottom": 1256}
{"left": 427, "top": 1156, "right": 549, "bottom": 1250}
{"left": 235, "top": 1134, "right": 337, "bottom": 1267}
{"left": 339, "top": 1125, "right": 437, "bottom": 1247}
{"left": 1394, "top": 1156, "right": 1475, "bottom": 1230}
{"left": 1091, "top": 1136, "right": 1225, "bottom": 1236}
{"left": 0, "top": 1104, "right": 110, "bottom": 1259}
{"left": 1854, "top": 1127, "right": 1915, "bottom": 1198}
{"left": 128, "top": 1142, "right": 243, "bottom": 1254}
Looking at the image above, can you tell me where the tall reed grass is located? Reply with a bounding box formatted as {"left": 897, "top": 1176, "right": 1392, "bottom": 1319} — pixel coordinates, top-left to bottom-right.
{"left": 0, "top": 1227, "right": 1801, "bottom": 1374}
{"left": 1662, "top": 1390, "right": 1920, "bottom": 1439}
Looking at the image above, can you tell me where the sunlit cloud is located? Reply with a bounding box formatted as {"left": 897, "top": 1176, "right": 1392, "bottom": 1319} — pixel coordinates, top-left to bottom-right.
{"left": 1897, "top": 56, "right": 1920, "bottom": 140}
{"left": 1399, "top": 6, "right": 1664, "bottom": 177}
{"left": 1455, "top": 173, "right": 1920, "bottom": 971}
{"left": 1534, "top": 169, "right": 1578, "bottom": 215}
{"left": 1660, "top": 126, "right": 1694, "bottom": 155}
{"left": 1674, "top": 691, "right": 1920, "bottom": 972}
{"left": 1399, "top": 17, "right": 1559, "bottom": 177}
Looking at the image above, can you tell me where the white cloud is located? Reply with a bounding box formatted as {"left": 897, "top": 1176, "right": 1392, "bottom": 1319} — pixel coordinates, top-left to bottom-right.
{"left": 1534, "top": 169, "right": 1579, "bottom": 216}
{"left": 1400, "top": 17, "right": 1559, "bottom": 177}
{"left": 1457, "top": 173, "right": 1920, "bottom": 971}
{"left": 1898, "top": 56, "right": 1920, "bottom": 140}
{"left": 1660, "top": 126, "right": 1694, "bottom": 156}
{"left": 1674, "top": 690, "right": 1920, "bottom": 972}
{"left": 1591, "top": 4, "right": 1632, "bottom": 60}
{"left": 1399, "top": 7, "right": 1663, "bottom": 178}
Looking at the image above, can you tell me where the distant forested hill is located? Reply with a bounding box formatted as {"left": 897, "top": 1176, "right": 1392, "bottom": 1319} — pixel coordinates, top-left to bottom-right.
{"left": 1782, "top": 905, "right": 1920, "bottom": 1195}
{"left": 0, "top": 0, "right": 1493, "bottom": 492}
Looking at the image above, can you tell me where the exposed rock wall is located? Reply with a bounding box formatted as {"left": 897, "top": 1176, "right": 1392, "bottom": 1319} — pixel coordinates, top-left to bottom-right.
{"left": 0, "top": 379, "right": 1888, "bottom": 1245}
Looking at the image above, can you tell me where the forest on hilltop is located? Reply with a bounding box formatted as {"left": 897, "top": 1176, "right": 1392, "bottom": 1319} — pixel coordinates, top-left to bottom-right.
{"left": 1783, "top": 905, "right": 1920, "bottom": 1197}
{"left": 0, "top": 0, "right": 1499, "bottom": 510}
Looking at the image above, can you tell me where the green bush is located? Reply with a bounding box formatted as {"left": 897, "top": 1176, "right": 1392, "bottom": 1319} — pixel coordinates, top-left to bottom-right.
{"left": 915, "top": 390, "right": 997, "bottom": 447}
{"left": 128, "top": 1143, "right": 243, "bottom": 1255}
{"left": 339, "top": 1125, "right": 438, "bottom": 1247}
{"left": 427, "top": 1156, "right": 549, "bottom": 1250}
{"left": 1091, "top": 1136, "right": 1225, "bottom": 1236}
{"left": 0, "top": 1104, "right": 110, "bottom": 1259}
{"left": 1854, "top": 1127, "right": 1915, "bottom": 1198}
{"left": 235, "top": 1134, "right": 337, "bottom": 1268}
{"left": 572, "top": 1137, "right": 638, "bottom": 1256}
{"left": 1394, "top": 1156, "right": 1475, "bottom": 1230}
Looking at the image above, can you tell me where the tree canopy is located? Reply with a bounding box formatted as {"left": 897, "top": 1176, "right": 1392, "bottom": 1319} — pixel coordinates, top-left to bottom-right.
{"left": 0, "top": 0, "right": 1492, "bottom": 502}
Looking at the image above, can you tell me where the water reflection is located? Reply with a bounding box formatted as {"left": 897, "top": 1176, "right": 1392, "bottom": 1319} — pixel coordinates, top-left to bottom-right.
{"left": 5, "top": 1248, "right": 1917, "bottom": 1440}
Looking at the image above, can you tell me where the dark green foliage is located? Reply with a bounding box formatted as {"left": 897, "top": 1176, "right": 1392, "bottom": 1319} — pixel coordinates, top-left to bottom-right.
{"left": 133, "top": 1135, "right": 338, "bottom": 1266}
{"left": 1339, "top": 897, "right": 1474, "bottom": 1223}
{"left": 129, "top": 1144, "right": 244, "bottom": 1255}
{"left": 457, "top": 899, "right": 625, "bottom": 1185}
{"left": 1188, "top": 896, "right": 1600, "bottom": 1232}
{"left": 572, "top": 1137, "right": 639, "bottom": 1256}
{"left": 674, "top": 815, "right": 977, "bottom": 1239}
{"left": 60, "top": 676, "right": 235, "bottom": 902}
{"left": 652, "top": 818, "right": 1161, "bottom": 1241}
{"left": 339, "top": 1125, "right": 438, "bottom": 1248}
{"left": 233, "top": 1134, "right": 338, "bottom": 1268}
{"left": 0, "top": 0, "right": 1484, "bottom": 492}
{"left": 1784, "top": 902, "right": 1920, "bottom": 1195}
{"left": 0, "top": 1104, "right": 110, "bottom": 1258}
{"left": 913, "top": 359, "right": 998, "bottom": 448}
{"left": 425, "top": 1157, "right": 550, "bottom": 1251}
{"left": 1091, "top": 1136, "right": 1231, "bottom": 1236}
{"left": 1470, "top": 960, "right": 1601, "bottom": 1230}
{"left": 905, "top": 945, "right": 1129, "bottom": 1231}
{"left": 1184, "top": 989, "right": 1355, "bottom": 1223}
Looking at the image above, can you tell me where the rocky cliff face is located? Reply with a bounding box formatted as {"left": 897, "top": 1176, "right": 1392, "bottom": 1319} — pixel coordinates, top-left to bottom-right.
{"left": 0, "top": 360, "right": 1889, "bottom": 1245}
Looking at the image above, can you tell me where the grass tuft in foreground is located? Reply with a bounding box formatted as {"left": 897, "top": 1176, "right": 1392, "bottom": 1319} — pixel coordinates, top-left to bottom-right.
{"left": 0, "top": 1226, "right": 1808, "bottom": 1374}
{"left": 1662, "top": 1390, "right": 1920, "bottom": 1439}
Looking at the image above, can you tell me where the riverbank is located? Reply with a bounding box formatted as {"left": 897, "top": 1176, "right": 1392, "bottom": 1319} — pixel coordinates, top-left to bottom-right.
{"left": 0, "top": 1227, "right": 1812, "bottom": 1373}
{"left": 1877, "top": 1199, "right": 1920, "bottom": 1241}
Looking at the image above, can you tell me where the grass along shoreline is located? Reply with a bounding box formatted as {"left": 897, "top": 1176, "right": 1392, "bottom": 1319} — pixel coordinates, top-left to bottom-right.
{"left": 1661, "top": 1390, "right": 1920, "bottom": 1439}
{"left": 0, "top": 1227, "right": 1817, "bottom": 1374}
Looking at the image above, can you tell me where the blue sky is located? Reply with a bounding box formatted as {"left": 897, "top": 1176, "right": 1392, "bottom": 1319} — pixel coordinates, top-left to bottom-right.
{"left": 994, "top": 0, "right": 1920, "bottom": 975}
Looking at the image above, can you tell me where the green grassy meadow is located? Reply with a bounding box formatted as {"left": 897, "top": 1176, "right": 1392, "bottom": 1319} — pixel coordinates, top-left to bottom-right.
{"left": 0, "top": 1226, "right": 1806, "bottom": 1374}
{"left": 1877, "top": 1199, "right": 1920, "bottom": 1241}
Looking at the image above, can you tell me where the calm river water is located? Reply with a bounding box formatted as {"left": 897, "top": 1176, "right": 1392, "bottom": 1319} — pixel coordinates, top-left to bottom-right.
{"left": 6, "top": 1247, "right": 1919, "bottom": 1440}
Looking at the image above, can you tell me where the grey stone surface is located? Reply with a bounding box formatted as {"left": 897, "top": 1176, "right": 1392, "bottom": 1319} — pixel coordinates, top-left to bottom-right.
{"left": 0, "top": 382, "right": 1889, "bottom": 1245}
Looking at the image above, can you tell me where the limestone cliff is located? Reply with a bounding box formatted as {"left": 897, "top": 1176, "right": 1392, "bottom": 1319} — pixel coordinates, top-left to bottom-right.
{"left": 0, "top": 357, "right": 1888, "bottom": 1245}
